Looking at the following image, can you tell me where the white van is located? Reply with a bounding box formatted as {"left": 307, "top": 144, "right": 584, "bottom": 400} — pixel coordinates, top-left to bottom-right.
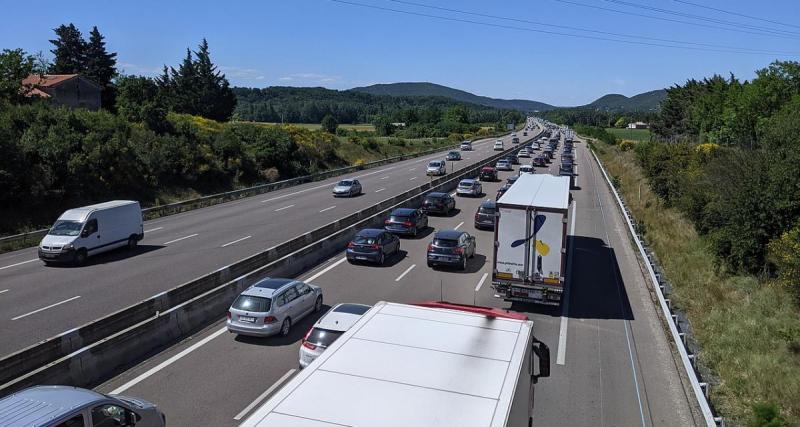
{"left": 38, "top": 200, "right": 143, "bottom": 265}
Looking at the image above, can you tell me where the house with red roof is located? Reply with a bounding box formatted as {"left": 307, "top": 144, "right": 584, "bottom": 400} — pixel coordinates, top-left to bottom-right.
{"left": 21, "top": 74, "right": 102, "bottom": 110}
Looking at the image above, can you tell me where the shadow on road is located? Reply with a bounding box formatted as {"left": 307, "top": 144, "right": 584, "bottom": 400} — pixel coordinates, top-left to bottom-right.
{"left": 46, "top": 244, "right": 164, "bottom": 267}
{"left": 566, "top": 236, "right": 634, "bottom": 320}
{"left": 234, "top": 304, "right": 332, "bottom": 347}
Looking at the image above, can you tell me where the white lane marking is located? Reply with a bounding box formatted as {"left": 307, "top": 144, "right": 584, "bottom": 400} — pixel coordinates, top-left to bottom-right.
{"left": 557, "top": 200, "right": 577, "bottom": 366}
{"left": 485, "top": 198, "right": 491, "bottom": 202}
{"left": 306, "top": 257, "right": 347, "bottom": 283}
{"left": 375, "top": 188, "right": 386, "bottom": 193}
{"left": 233, "top": 369, "right": 296, "bottom": 420}
{"left": 409, "top": 177, "right": 417, "bottom": 181}
{"left": 163, "top": 233, "right": 198, "bottom": 245}
{"left": 475, "top": 273, "right": 488, "bottom": 292}
{"left": 380, "top": 176, "right": 390, "bottom": 180}
{"left": 144, "top": 227, "right": 163, "bottom": 233}
{"left": 11, "top": 296, "right": 81, "bottom": 320}
{"left": 260, "top": 182, "right": 332, "bottom": 203}
{"left": 319, "top": 206, "right": 336, "bottom": 213}
{"left": 395, "top": 264, "right": 416, "bottom": 282}
{"left": 0, "top": 259, "right": 38, "bottom": 270}
{"left": 0, "top": 289, "right": 9, "bottom": 294}
{"left": 409, "top": 168, "right": 416, "bottom": 171}
{"left": 450, "top": 191, "right": 457, "bottom": 196}
{"left": 111, "top": 326, "right": 228, "bottom": 394}
{"left": 274, "top": 204, "right": 295, "bottom": 212}
{"left": 221, "top": 235, "right": 252, "bottom": 248}
{"left": 454, "top": 221, "right": 464, "bottom": 230}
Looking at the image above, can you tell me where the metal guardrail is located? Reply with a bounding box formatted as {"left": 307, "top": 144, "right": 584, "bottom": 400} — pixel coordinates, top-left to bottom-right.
{"left": 0, "top": 136, "right": 511, "bottom": 250}
{"left": 588, "top": 146, "right": 723, "bottom": 427}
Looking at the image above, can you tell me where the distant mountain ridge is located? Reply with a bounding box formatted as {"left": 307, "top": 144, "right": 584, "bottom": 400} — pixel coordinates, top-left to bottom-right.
{"left": 349, "top": 82, "right": 665, "bottom": 112}
{"left": 350, "top": 82, "right": 555, "bottom": 112}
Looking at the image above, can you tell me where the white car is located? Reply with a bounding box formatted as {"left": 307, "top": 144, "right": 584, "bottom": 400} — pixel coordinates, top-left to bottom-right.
{"left": 426, "top": 160, "right": 446, "bottom": 176}
{"left": 493, "top": 140, "right": 504, "bottom": 151}
{"left": 460, "top": 141, "right": 472, "bottom": 151}
{"left": 299, "top": 303, "right": 371, "bottom": 368}
{"left": 518, "top": 148, "right": 531, "bottom": 158}
{"left": 519, "top": 164, "right": 534, "bottom": 174}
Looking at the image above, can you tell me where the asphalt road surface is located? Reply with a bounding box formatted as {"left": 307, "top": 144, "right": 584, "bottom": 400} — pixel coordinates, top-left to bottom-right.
{"left": 96, "top": 133, "right": 701, "bottom": 426}
{"left": 0, "top": 131, "right": 531, "bottom": 356}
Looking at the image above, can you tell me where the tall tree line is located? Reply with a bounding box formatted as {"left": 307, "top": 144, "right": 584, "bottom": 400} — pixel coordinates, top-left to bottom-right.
{"left": 49, "top": 24, "right": 117, "bottom": 107}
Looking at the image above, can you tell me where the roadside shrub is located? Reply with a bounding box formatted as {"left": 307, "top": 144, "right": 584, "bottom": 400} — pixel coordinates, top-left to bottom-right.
{"left": 619, "top": 140, "right": 636, "bottom": 151}
{"left": 388, "top": 138, "right": 406, "bottom": 147}
{"left": 360, "top": 137, "right": 379, "bottom": 151}
{"left": 749, "top": 402, "right": 788, "bottom": 427}
{"left": 261, "top": 167, "right": 280, "bottom": 183}
{"left": 768, "top": 225, "right": 800, "bottom": 296}
{"left": 448, "top": 133, "right": 463, "bottom": 142}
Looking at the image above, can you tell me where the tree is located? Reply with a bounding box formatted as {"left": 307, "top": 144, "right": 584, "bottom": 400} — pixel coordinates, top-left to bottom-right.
{"left": 614, "top": 116, "right": 628, "bottom": 128}
{"left": 49, "top": 24, "right": 86, "bottom": 74}
{"left": 168, "top": 48, "right": 198, "bottom": 115}
{"left": 0, "top": 49, "right": 38, "bottom": 103}
{"left": 321, "top": 114, "right": 338, "bottom": 133}
{"left": 83, "top": 26, "right": 117, "bottom": 87}
{"left": 192, "top": 39, "right": 236, "bottom": 121}
{"left": 116, "top": 75, "right": 169, "bottom": 133}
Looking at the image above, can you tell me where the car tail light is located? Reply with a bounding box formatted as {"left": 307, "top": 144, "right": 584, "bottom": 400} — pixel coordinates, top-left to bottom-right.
{"left": 475, "top": 213, "right": 480, "bottom": 220}
{"left": 302, "top": 328, "right": 317, "bottom": 350}
{"left": 403, "top": 221, "right": 413, "bottom": 227}
{"left": 264, "top": 316, "right": 278, "bottom": 324}
{"left": 347, "top": 241, "right": 355, "bottom": 249}
{"left": 370, "top": 244, "right": 380, "bottom": 250}
{"left": 384, "top": 219, "right": 391, "bottom": 225}
{"left": 427, "top": 244, "right": 434, "bottom": 252}
{"left": 454, "top": 247, "right": 464, "bottom": 255}
{"left": 227, "top": 311, "right": 231, "bottom": 320}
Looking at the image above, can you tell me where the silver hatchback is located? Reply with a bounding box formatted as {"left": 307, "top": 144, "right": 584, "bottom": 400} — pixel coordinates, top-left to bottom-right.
{"left": 227, "top": 278, "right": 323, "bottom": 337}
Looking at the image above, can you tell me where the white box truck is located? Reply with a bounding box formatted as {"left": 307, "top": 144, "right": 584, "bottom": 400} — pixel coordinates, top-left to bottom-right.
{"left": 239, "top": 301, "right": 550, "bottom": 427}
{"left": 38, "top": 200, "right": 143, "bottom": 265}
{"left": 492, "top": 174, "right": 570, "bottom": 305}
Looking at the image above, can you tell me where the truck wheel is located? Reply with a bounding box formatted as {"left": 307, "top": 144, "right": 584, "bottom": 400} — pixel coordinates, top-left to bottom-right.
{"left": 74, "top": 249, "right": 87, "bottom": 266}
{"left": 127, "top": 236, "right": 138, "bottom": 250}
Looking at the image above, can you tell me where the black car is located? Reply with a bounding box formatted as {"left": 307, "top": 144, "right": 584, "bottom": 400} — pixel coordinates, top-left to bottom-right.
{"left": 532, "top": 155, "right": 547, "bottom": 167}
{"left": 426, "top": 230, "right": 476, "bottom": 270}
{"left": 385, "top": 208, "right": 428, "bottom": 237}
{"left": 422, "top": 192, "right": 456, "bottom": 215}
{"left": 504, "top": 155, "right": 519, "bottom": 165}
{"left": 506, "top": 175, "right": 519, "bottom": 186}
{"left": 446, "top": 151, "right": 462, "bottom": 161}
{"left": 496, "top": 183, "right": 512, "bottom": 200}
{"left": 346, "top": 228, "right": 400, "bottom": 265}
{"left": 474, "top": 200, "right": 496, "bottom": 230}
{"left": 479, "top": 167, "right": 498, "bottom": 182}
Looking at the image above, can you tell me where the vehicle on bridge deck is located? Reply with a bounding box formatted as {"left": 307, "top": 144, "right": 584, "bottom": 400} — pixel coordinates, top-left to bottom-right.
{"left": 240, "top": 301, "right": 550, "bottom": 427}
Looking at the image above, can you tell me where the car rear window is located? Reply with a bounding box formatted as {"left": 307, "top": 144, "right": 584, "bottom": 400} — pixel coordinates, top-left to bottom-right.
{"left": 389, "top": 215, "right": 410, "bottom": 222}
{"left": 306, "top": 328, "right": 345, "bottom": 347}
{"left": 333, "top": 304, "right": 371, "bottom": 315}
{"left": 429, "top": 161, "right": 441, "bottom": 167}
{"left": 459, "top": 182, "right": 473, "bottom": 187}
{"left": 354, "top": 235, "right": 378, "bottom": 244}
{"left": 232, "top": 295, "right": 271, "bottom": 312}
{"left": 433, "top": 238, "right": 458, "bottom": 247}
{"left": 479, "top": 206, "right": 496, "bottom": 214}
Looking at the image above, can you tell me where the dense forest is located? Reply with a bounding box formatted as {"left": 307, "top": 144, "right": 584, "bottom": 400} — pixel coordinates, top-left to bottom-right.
{"left": 602, "top": 61, "right": 800, "bottom": 293}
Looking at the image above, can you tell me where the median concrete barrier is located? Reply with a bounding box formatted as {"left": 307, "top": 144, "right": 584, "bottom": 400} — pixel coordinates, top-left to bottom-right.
{"left": 0, "top": 130, "right": 539, "bottom": 394}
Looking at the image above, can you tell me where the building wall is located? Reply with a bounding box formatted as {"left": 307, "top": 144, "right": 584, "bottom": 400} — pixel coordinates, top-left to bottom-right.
{"left": 51, "top": 78, "right": 101, "bottom": 110}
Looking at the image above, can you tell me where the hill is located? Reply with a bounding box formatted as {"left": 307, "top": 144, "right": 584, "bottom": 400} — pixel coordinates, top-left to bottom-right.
{"left": 586, "top": 89, "right": 666, "bottom": 112}
{"left": 350, "top": 82, "right": 555, "bottom": 112}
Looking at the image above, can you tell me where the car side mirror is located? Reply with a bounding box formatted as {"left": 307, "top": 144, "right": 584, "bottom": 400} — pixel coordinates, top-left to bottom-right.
{"left": 81, "top": 230, "right": 89, "bottom": 238}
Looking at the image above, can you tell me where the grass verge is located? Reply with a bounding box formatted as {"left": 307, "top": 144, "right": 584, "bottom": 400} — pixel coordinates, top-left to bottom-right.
{"left": 592, "top": 141, "right": 800, "bottom": 425}
{"left": 605, "top": 127, "right": 651, "bottom": 142}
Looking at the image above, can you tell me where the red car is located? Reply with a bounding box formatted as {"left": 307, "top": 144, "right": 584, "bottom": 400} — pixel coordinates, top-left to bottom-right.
{"left": 479, "top": 166, "right": 498, "bottom": 182}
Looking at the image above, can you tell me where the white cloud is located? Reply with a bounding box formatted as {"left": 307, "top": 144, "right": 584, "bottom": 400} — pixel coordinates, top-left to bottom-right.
{"left": 278, "top": 72, "right": 342, "bottom": 84}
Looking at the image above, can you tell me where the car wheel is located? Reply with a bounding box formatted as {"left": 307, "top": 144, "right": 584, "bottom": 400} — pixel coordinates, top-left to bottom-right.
{"left": 127, "top": 236, "right": 138, "bottom": 250}
{"left": 379, "top": 253, "right": 385, "bottom": 265}
{"left": 74, "top": 249, "right": 87, "bottom": 266}
{"left": 461, "top": 257, "right": 467, "bottom": 271}
{"left": 280, "top": 318, "right": 291, "bottom": 337}
{"left": 427, "top": 261, "right": 434, "bottom": 268}
{"left": 314, "top": 295, "right": 323, "bottom": 313}
{"left": 412, "top": 227, "right": 417, "bottom": 237}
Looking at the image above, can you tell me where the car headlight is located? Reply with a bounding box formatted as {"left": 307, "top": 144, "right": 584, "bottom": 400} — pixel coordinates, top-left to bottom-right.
{"left": 63, "top": 243, "right": 75, "bottom": 251}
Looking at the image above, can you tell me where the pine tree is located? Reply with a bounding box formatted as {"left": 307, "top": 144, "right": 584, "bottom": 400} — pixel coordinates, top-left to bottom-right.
{"left": 49, "top": 24, "right": 86, "bottom": 74}
{"left": 83, "top": 26, "right": 117, "bottom": 87}
{"left": 169, "top": 48, "right": 198, "bottom": 115}
{"left": 192, "top": 39, "right": 236, "bottom": 121}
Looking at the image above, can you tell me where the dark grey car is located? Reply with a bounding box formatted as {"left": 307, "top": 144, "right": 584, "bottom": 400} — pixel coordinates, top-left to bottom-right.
{"left": 426, "top": 230, "right": 476, "bottom": 270}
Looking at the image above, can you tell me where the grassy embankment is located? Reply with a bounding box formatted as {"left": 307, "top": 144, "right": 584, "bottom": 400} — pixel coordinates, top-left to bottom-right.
{"left": 590, "top": 140, "right": 800, "bottom": 425}
{"left": 605, "top": 127, "right": 651, "bottom": 142}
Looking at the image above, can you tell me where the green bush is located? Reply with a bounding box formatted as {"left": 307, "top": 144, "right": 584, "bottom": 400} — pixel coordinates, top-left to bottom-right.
{"left": 749, "top": 403, "right": 788, "bottom": 427}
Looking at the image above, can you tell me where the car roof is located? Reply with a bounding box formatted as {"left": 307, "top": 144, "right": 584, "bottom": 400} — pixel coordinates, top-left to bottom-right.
{"left": 390, "top": 208, "right": 416, "bottom": 216}
{"left": 480, "top": 200, "right": 496, "bottom": 208}
{"left": 426, "top": 192, "right": 448, "bottom": 198}
{"left": 481, "top": 166, "right": 495, "bottom": 171}
{"left": 459, "top": 179, "right": 476, "bottom": 184}
{"left": 356, "top": 228, "right": 385, "bottom": 237}
{"left": 338, "top": 178, "right": 355, "bottom": 183}
{"left": 314, "top": 303, "right": 372, "bottom": 332}
{"left": 242, "top": 277, "right": 298, "bottom": 297}
{"left": 0, "top": 386, "right": 108, "bottom": 426}
{"left": 434, "top": 230, "right": 465, "bottom": 240}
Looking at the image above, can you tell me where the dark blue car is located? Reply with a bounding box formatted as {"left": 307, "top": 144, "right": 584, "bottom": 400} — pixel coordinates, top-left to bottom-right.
{"left": 346, "top": 228, "right": 400, "bottom": 265}
{"left": 385, "top": 208, "right": 428, "bottom": 237}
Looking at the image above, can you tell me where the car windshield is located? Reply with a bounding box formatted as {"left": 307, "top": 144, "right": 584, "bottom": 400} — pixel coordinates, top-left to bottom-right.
{"left": 428, "top": 162, "right": 441, "bottom": 167}
{"left": 232, "top": 295, "right": 271, "bottom": 312}
{"left": 354, "top": 235, "right": 378, "bottom": 244}
{"left": 48, "top": 220, "right": 83, "bottom": 236}
{"left": 433, "top": 238, "right": 459, "bottom": 247}
{"left": 459, "top": 181, "right": 473, "bottom": 187}
{"left": 337, "top": 180, "right": 353, "bottom": 187}
{"left": 305, "top": 327, "right": 345, "bottom": 347}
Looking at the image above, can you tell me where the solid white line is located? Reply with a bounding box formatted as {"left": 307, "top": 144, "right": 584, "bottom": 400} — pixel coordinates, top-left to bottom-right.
{"left": 0, "top": 289, "right": 9, "bottom": 295}
{"left": 380, "top": 176, "right": 390, "bottom": 180}
{"left": 110, "top": 326, "right": 228, "bottom": 394}
{"left": 395, "top": 264, "right": 416, "bottom": 282}
{"left": 408, "top": 168, "right": 416, "bottom": 171}
{"left": 12, "top": 296, "right": 81, "bottom": 320}
{"left": 305, "top": 257, "right": 347, "bottom": 283}
{"left": 375, "top": 188, "right": 386, "bottom": 193}
{"left": 0, "top": 259, "right": 38, "bottom": 270}
{"left": 163, "top": 233, "right": 198, "bottom": 245}
{"left": 274, "top": 204, "right": 295, "bottom": 212}
{"left": 475, "top": 273, "right": 488, "bottom": 292}
{"left": 409, "top": 177, "right": 417, "bottom": 181}
{"left": 144, "top": 227, "right": 163, "bottom": 233}
{"left": 260, "top": 183, "right": 331, "bottom": 203}
{"left": 557, "top": 201, "right": 578, "bottom": 366}
{"left": 454, "top": 221, "right": 464, "bottom": 230}
{"left": 221, "top": 235, "right": 252, "bottom": 248}
{"left": 233, "top": 369, "right": 296, "bottom": 420}
{"left": 319, "top": 206, "right": 336, "bottom": 213}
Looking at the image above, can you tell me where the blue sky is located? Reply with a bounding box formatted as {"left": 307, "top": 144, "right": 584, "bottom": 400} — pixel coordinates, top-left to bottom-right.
{"left": 1, "top": 0, "right": 798, "bottom": 105}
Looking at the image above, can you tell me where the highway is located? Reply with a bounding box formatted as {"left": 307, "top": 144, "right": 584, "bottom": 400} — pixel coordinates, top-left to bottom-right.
{"left": 95, "top": 132, "right": 701, "bottom": 426}
{"left": 0, "top": 133, "right": 519, "bottom": 356}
